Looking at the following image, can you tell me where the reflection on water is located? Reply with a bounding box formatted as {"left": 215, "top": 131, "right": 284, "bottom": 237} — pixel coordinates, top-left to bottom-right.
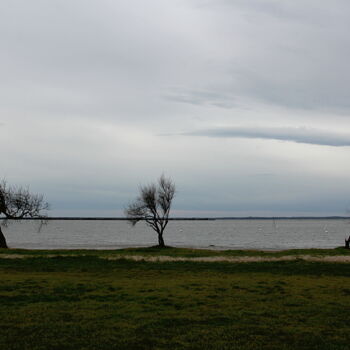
{"left": 3, "top": 219, "right": 350, "bottom": 250}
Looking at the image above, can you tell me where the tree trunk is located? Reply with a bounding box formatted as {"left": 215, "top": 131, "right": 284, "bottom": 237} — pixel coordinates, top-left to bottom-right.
{"left": 158, "top": 232, "right": 165, "bottom": 248}
{"left": 0, "top": 226, "right": 8, "bottom": 249}
{"left": 345, "top": 236, "right": 350, "bottom": 249}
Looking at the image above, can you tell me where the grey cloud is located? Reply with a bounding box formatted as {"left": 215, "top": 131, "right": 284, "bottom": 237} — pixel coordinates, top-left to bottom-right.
{"left": 191, "top": 0, "right": 350, "bottom": 113}
{"left": 185, "top": 126, "right": 350, "bottom": 147}
{"left": 1, "top": 0, "right": 350, "bottom": 216}
{"left": 198, "top": 0, "right": 339, "bottom": 22}
{"left": 164, "top": 88, "right": 237, "bottom": 109}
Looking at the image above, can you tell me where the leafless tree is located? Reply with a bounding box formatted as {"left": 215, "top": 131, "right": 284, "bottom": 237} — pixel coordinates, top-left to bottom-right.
{"left": 125, "top": 175, "right": 176, "bottom": 248}
{"left": 0, "top": 180, "right": 49, "bottom": 248}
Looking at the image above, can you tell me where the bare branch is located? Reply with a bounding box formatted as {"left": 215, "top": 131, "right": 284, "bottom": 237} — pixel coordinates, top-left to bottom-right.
{"left": 125, "top": 175, "right": 176, "bottom": 247}
{"left": 124, "top": 200, "right": 147, "bottom": 226}
{"left": 0, "top": 179, "right": 49, "bottom": 248}
{"left": 0, "top": 179, "right": 49, "bottom": 220}
{"left": 158, "top": 174, "right": 175, "bottom": 217}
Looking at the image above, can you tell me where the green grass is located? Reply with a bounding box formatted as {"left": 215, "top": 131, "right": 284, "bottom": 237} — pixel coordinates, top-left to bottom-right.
{"left": 0, "top": 250, "right": 349, "bottom": 349}
{"left": 1, "top": 246, "right": 350, "bottom": 258}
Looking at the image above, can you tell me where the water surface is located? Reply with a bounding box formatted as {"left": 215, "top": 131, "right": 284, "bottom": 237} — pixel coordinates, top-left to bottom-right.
{"left": 3, "top": 219, "right": 350, "bottom": 250}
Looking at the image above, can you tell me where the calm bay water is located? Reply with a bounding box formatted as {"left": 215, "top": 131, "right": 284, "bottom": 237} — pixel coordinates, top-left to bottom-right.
{"left": 3, "top": 219, "right": 350, "bottom": 250}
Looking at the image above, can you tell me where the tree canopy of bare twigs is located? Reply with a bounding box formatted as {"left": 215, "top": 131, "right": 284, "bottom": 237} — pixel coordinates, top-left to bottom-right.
{"left": 125, "top": 175, "right": 175, "bottom": 247}
{"left": 0, "top": 180, "right": 49, "bottom": 248}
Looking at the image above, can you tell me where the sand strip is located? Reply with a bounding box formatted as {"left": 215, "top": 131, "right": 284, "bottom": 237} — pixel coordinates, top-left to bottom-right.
{"left": 0, "top": 254, "right": 350, "bottom": 263}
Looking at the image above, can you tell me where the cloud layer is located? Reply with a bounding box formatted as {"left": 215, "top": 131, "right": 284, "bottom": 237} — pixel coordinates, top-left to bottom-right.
{"left": 186, "top": 127, "right": 350, "bottom": 147}
{"left": 1, "top": 0, "right": 350, "bottom": 216}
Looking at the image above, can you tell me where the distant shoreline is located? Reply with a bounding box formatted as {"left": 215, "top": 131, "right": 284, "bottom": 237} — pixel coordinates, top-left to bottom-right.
{"left": 3, "top": 216, "right": 349, "bottom": 221}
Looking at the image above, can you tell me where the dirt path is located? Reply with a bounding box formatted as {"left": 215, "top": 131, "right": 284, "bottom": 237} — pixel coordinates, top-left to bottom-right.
{"left": 1, "top": 254, "right": 350, "bottom": 263}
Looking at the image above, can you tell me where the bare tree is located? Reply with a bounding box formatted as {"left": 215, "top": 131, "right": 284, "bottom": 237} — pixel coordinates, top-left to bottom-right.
{"left": 125, "top": 175, "right": 176, "bottom": 248}
{"left": 0, "top": 180, "right": 49, "bottom": 248}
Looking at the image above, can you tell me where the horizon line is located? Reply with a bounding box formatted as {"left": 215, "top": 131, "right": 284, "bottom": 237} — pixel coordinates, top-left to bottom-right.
{"left": 3, "top": 216, "right": 349, "bottom": 220}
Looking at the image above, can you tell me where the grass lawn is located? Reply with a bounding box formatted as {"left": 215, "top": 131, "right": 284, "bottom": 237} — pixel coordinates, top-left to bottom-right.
{"left": 0, "top": 248, "right": 349, "bottom": 349}
{"left": 2, "top": 246, "right": 350, "bottom": 257}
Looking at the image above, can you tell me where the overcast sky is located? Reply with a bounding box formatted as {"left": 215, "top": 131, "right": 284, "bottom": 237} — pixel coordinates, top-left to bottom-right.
{"left": 1, "top": 0, "right": 350, "bottom": 217}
